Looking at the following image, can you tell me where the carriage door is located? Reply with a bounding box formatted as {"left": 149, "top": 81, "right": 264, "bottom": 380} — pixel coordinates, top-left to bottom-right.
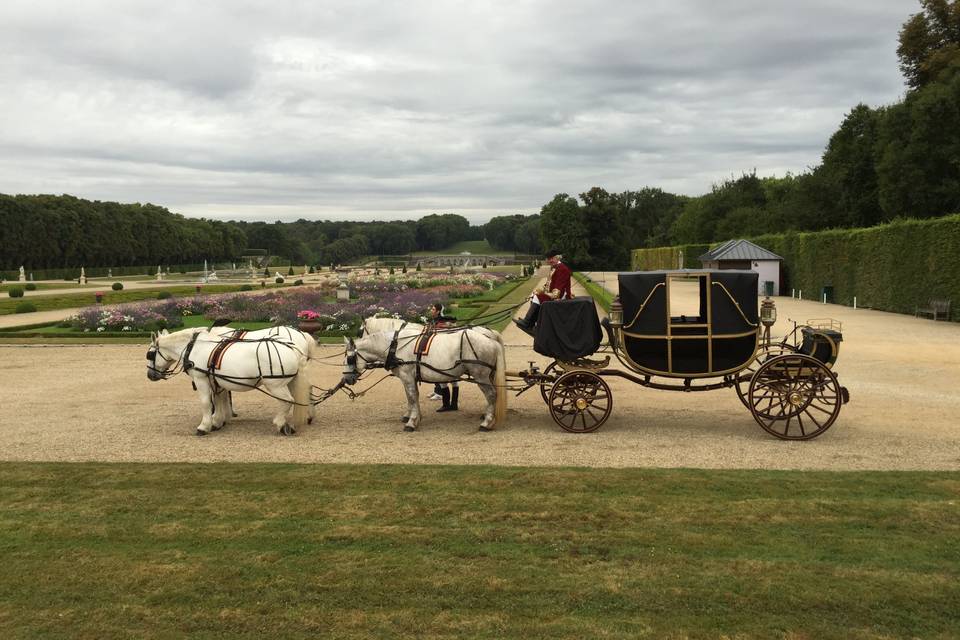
{"left": 667, "top": 274, "right": 709, "bottom": 375}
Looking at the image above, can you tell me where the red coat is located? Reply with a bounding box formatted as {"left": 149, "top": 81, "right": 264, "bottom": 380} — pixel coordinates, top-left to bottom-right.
{"left": 535, "top": 262, "right": 572, "bottom": 303}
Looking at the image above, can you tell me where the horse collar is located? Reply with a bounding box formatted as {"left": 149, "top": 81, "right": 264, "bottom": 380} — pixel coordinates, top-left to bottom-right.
{"left": 182, "top": 331, "right": 202, "bottom": 372}
{"left": 385, "top": 329, "right": 402, "bottom": 370}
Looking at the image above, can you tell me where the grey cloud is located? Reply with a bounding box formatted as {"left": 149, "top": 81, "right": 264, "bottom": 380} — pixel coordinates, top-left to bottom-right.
{"left": 0, "top": 0, "right": 920, "bottom": 222}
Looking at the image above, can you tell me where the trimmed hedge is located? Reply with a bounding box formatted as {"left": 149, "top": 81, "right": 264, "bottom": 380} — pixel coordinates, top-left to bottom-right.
{"left": 631, "top": 214, "right": 960, "bottom": 318}
{"left": 0, "top": 264, "right": 209, "bottom": 281}
{"left": 749, "top": 215, "right": 960, "bottom": 316}
{"left": 631, "top": 244, "right": 710, "bottom": 270}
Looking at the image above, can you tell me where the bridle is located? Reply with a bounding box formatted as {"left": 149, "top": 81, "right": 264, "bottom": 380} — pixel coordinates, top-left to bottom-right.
{"left": 146, "top": 331, "right": 203, "bottom": 380}
{"left": 146, "top": 341, "right": 183, "bottom": 380}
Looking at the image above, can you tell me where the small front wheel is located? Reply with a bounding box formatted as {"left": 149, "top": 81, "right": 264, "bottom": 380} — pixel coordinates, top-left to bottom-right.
{"left": 538, "top": 361, "right": 558, "bottom": 405}
{"left": 548, "top": 371, "right": 613, "bottom": 433}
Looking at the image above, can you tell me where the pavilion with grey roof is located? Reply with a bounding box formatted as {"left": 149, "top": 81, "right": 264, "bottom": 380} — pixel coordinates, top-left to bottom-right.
{"left": 699, "top": 239, "right": 783, "bottom": 296}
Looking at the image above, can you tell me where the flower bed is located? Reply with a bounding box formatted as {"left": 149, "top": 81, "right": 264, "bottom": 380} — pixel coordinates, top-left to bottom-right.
{"left": 66, "top": 276, "right": 508, "bottom": 334}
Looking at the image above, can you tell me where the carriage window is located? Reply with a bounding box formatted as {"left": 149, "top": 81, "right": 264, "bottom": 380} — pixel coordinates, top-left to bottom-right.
{"left": 668, "top": 275, "right": 702, "bottom": 322}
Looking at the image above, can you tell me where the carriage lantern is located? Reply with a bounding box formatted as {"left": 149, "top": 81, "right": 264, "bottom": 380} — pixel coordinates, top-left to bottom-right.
{"left": 760, "top": 296, "right": 777, "bottom": 344}
{"left": 608, "top": 297, "right": 623, "bottom": 327}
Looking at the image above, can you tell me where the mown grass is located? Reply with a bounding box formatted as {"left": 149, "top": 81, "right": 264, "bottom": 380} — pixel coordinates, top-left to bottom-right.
{"left": 0, "top": 463, "right": 957, "bottom": 639}
{"left": 0, "top": 282, "right": 88, "bottom": 292}
{"left": 574, "top": 271, "right": 615, "bottom": 311}
{"left": 461, "top": 275, "right": 536, "bottom": 331}
{"left": 412, "top": 240, "right": 515, "bottom": 256}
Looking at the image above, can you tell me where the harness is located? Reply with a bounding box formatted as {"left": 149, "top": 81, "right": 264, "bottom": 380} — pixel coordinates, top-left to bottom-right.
{"left": 350, "top": 326, "right": 495, "bottom": 385}
{"left": 207, "top": 330, "right": 248, "bottom": 371}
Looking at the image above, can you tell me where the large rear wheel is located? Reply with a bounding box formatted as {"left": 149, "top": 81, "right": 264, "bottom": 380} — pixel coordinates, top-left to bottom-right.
{"left": 748, "top": 354, "right": 841, "bottom": 440}
{"left": 548, "top": 371, "right": 613, "bottom": 433}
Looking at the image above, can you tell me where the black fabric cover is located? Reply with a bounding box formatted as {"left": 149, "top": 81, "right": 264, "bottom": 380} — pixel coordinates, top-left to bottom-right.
{"left": 709, "top": 271, "right": 758, "bottom": 334}
{"left": 618, "top": 272, "right": 667, "bottom": 334}
{"left": 533, "top": 296, "right": 602, "bottom": 361}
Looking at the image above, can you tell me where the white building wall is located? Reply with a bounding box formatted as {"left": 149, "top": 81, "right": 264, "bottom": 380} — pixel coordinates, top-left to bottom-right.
{"left": 752, "top": 260, "right": 780, "bottom": 296}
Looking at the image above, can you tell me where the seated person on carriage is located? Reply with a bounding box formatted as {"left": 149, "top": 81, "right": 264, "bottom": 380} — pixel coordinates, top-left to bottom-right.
{"left": 514, "top": 248, "right": 573, "bottom": 336}
{"left": 428, "top": 302, "right": 459, "bottom": 412}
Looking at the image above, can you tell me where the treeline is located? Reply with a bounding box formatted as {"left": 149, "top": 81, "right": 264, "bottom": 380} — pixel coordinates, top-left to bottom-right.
{"left": 0, "top": 194, "right": 500, "bottom": 270}
{"left": 538, "top": 1, "right": 960, "bottom": 270}
{"left": 0, "top": 194, "right": 246, "bottom": 269}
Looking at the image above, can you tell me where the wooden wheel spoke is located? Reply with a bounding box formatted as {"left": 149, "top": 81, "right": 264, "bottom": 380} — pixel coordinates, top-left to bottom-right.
{"left": 800, "top": 405, "right": 824, "bottom": 430}
{"left": 805, "top": 402, "right": 834, "bottom": 416}
{"left": 795, "top": 411, "right": 806, "bottom": 436}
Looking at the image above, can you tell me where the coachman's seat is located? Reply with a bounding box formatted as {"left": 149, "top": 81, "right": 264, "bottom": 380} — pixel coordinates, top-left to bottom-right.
{"left": 532, "top": 296, "right": 603, "bottom": 362}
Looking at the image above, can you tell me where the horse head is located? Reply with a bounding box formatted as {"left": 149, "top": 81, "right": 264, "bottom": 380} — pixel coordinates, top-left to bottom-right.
{"left": 146, "top": 329, "right": 176, "bottom": 381}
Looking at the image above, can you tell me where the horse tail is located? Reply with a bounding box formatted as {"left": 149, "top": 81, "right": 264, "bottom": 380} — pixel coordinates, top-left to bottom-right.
{"left": 494, "top": 338, "right": 507, "bottom": 427}
{"left": 289, "top": 368, "right": 312, "bottom": 429}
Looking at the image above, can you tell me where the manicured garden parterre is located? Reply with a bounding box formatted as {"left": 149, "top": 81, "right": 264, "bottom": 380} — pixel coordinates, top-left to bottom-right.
{"left": 0, "top": 271, "right": 531, "bottom": 339}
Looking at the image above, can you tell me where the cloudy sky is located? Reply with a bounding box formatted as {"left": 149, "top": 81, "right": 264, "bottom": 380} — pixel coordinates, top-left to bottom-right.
{"left": 0, "top": 0, "right": 917, "bottom": 224}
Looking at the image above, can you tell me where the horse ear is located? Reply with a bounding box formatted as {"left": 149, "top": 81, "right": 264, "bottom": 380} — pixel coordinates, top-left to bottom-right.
{"left": 343, "top": 336, "right": 350, "bottom": 345}
{"left": 160, "top": 329, "right": 169, "bottom": 336}
{"left": 150, "top": 331, "right": 156, "bottom": 342}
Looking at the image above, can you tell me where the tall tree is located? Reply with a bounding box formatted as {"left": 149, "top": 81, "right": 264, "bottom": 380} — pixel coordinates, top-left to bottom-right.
{"left": 579, "top": 187, "right": 630, "bottom": 269}
{"left": 538, "top": 194, "right": 590, "bottom": 266}
{"left": 819, "top": 104, "right": 883, "bottom": 227}
{"left": 897, "top": 0, "right": 960, "bottom": 90}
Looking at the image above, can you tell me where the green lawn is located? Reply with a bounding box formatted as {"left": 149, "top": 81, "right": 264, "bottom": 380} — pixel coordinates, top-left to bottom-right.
{"left": 412, "top": 240, "right": 515, "bottom": 256}
{"left": 574, "top": 271, "right": 615, "bottom": 311}
{"left": 0, "top": 282, "right": 88, "bottom": 292}
{"left": 0, "top": 463, "right": 956, "bottom": 639}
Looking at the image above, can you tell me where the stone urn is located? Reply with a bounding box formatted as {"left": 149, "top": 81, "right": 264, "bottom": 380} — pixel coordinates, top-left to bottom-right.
{"left": 298, "top": 320, "right": 323, "bottom": 335}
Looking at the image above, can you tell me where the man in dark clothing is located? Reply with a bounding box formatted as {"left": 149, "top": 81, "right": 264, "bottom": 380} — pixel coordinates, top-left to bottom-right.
{"left": 428, "top": 302, "right": 459, "bottom": 412}
{"left": 514, "top": 249, "right": 573, "bottom": 336}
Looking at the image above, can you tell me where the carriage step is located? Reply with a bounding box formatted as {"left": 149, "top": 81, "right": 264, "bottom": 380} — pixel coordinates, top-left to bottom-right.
{"left": 556, "top": 356, "right": 610, "bottom": 371}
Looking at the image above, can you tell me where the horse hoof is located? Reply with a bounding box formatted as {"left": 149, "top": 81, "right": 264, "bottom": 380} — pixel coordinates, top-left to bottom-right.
{"left": 308, "top": 417, "right": 314, "bottom": 425}
{"left": 400, "top": 416, "right": 410, "bottom": 423}
{"left": 231, "top": 412, "right": 238, "bottom": 418}
{"left": 280, "top": 424, "right": 296, "bottom": 436}
{"left": 196, "top": 429, "right": 208, "bottom": 436}
{"left": 479, "top": 426, "right": 493, "bottom": 432}
{"left": 212, "top": 424, "right": 223, "bottom": 431}
{"left": 403, "top": 426, "right": 416, "bottom": 432}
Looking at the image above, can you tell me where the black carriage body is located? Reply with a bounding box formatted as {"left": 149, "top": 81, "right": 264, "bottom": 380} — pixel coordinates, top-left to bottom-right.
{"left": 616, "top": 270, "right": 759, "bottom": 378}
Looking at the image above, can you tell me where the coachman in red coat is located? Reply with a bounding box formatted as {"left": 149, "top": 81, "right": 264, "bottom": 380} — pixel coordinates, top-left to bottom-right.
{"left": 514, "top": 249, "right": 572, "bottom": 336}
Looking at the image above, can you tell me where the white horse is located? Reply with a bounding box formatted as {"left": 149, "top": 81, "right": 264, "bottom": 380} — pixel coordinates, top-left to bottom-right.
{"left": 146, "top": 326, "right": 320, "bottom": 436}
{"left": 342, "top": 327, "right": 507, "bottom": 432}
{"left": 360, "top": 315, "right": 504, "bottom": 348}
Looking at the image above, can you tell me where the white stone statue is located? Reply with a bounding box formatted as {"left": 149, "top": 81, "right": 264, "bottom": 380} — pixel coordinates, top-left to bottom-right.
{"left": 80, "top": 267, "right": 87, "bottom": 285}
{"left": 19, "top": 266, "right": 25, "bottom": 282}
{"left": 157, "top": 265, "right": 162, "bottom": 281}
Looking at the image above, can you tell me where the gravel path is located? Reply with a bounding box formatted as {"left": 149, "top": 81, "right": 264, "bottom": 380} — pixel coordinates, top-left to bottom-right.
{"left": 2, "top": 279, "right": 958, "bottom": 470}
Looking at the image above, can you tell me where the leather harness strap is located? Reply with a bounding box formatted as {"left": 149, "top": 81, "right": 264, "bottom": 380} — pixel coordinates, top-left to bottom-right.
{"left": 207, "top": 330, "right": 248, "bottom": 370}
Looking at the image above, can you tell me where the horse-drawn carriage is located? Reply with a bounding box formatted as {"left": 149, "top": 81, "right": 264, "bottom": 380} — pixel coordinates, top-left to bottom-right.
{"left": 147, "top": 269, "right": 849, "bottom": 440}
{"left": 513, "top": 269, "right": 850, "bottom": 439}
